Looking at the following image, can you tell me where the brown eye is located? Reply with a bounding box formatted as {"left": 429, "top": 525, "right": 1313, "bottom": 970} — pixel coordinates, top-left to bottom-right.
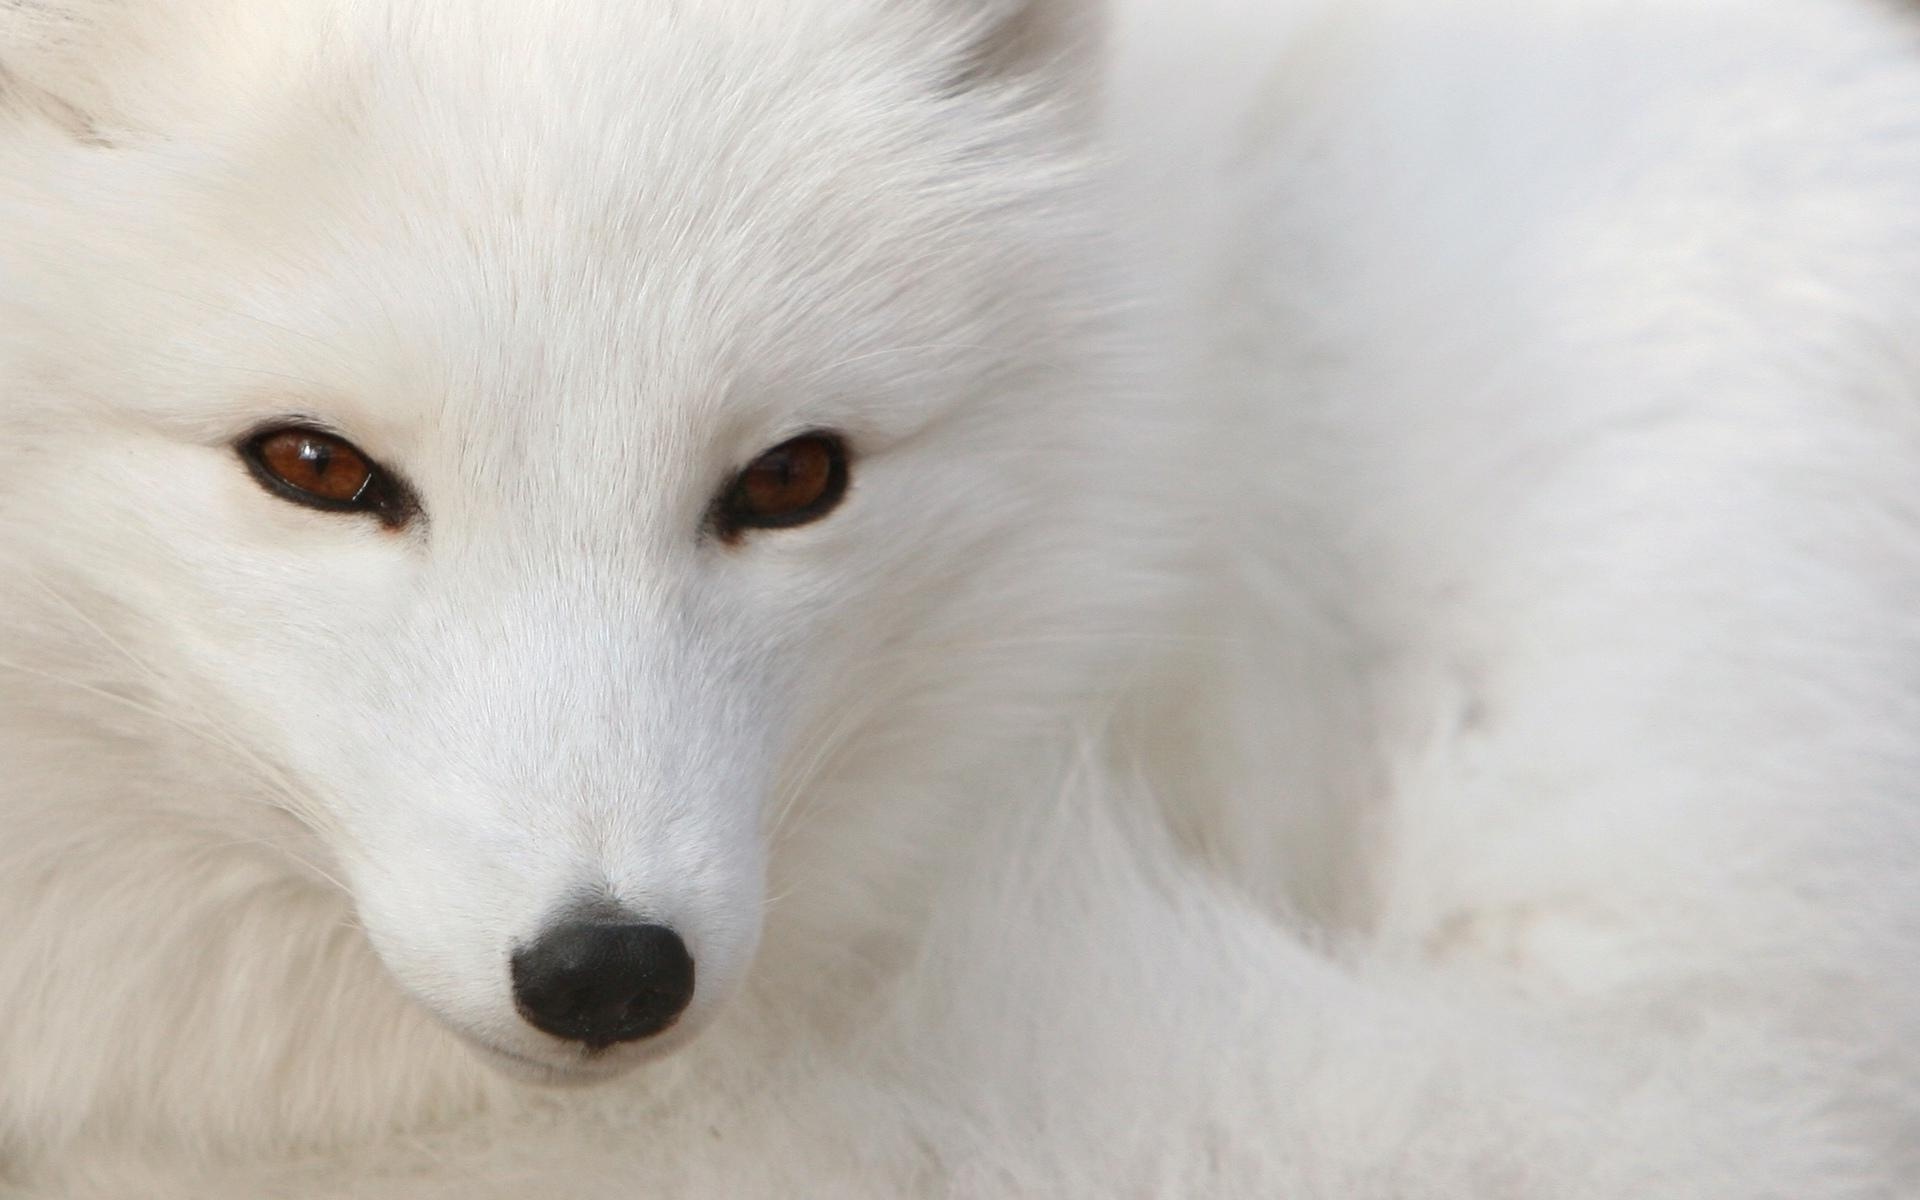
{"left": 716, "top": 433, "right": 849, "bottom": 538}
{"left": 239, "top": 426, "right": 413, "bottom": 525}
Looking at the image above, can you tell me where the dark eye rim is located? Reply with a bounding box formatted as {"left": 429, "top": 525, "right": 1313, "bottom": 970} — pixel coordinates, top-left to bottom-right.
{"left": 713, "top": 431, "right": 852, "bottom": 541}
{"left": 236, "top": 423, "right": 419, "bottom": 529}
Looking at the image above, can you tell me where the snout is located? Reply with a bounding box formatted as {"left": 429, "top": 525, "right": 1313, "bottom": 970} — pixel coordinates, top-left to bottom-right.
{"left": 510, "top": 915, "right": 696, "bottom": 1048}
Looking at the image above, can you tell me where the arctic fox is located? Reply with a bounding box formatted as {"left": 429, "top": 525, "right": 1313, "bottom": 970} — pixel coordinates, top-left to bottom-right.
{"left": 3, "top": 0, "right": 1919, "bottom": 1195}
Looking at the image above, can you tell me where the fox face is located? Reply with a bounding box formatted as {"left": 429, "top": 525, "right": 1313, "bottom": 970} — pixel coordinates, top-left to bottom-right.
{"left": 0, "top": 0, "right": 1151, "bottom": 1084}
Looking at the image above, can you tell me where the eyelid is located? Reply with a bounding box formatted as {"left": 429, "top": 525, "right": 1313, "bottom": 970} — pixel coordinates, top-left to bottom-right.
{"left": 711, "top": 431, "right": 851, "bottom": 541}
{"left": 237, "top": 415, "right": 355, "bottom": 448}
{"left": 236, "top": 422, "right": 421, "bottom": 530}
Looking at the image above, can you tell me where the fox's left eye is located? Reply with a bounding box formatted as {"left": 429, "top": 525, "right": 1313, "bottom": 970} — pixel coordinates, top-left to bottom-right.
{"left": 714, "top": 433, "right": 850, "bottom": 539}
{"left": 239, "top": 426, "right": 412, "bottom": 526}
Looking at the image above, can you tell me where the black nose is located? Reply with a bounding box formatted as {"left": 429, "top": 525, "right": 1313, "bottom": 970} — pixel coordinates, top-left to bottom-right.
{"left": 510, "top": 920, "right": 695, "bottom": 1048}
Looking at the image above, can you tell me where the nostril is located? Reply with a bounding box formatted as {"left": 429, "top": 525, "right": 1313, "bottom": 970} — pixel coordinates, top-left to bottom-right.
{"left": 510, "top": 919, "right": 696, "bottom": 1048}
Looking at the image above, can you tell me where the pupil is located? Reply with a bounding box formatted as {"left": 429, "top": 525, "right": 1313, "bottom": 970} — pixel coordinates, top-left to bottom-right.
{"left": 300, "top": 440, "right": 332, "bottom": 478}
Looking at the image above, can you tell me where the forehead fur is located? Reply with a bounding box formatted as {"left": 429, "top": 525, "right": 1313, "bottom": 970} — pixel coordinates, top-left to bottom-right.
{"left": 2, "top": 0, "right": 1098, "bottom": 451}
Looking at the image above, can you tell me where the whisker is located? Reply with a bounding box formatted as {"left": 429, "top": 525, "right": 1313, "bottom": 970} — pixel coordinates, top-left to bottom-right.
{"left": 0, "top": 656, "right": 329, "bottom": 828}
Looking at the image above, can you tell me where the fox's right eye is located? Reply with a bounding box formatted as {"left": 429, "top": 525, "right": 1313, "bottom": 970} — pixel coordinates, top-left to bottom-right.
{"left": 239, "top": 426, "right": 415, "bottom": 527}
{"left": 712, "top": 433, "right": 850, "bottom": 541}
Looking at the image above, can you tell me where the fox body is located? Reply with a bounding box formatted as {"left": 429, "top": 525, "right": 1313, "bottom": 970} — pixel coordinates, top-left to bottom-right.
{"left": 3, "top": 0, "right": 1919, "bottom": 1195}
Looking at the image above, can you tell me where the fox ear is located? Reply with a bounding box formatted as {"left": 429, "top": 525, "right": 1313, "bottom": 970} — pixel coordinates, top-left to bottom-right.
{"left": 942, "top": 0, "right": 1103, "bottom": 98}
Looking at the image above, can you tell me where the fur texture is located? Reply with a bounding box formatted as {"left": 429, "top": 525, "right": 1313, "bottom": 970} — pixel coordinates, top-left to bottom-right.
{"left": 4, "top": 0, "right": 1920, "bottom": 1194}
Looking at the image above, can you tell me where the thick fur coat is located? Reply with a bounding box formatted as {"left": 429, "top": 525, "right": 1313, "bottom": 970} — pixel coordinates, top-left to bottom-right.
{"left": 3, "top": 0, "right": 1919, "bottom": 1195}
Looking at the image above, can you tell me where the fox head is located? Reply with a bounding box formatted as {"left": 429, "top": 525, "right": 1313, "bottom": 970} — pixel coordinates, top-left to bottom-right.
{"left": 0, "top": 0, "right": 1169, "bottom": 1116}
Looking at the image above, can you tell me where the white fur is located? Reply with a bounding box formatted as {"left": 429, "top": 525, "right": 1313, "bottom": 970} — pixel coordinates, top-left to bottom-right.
{"left": 3, "top": 0, "right": 1919, "bottom": 1194}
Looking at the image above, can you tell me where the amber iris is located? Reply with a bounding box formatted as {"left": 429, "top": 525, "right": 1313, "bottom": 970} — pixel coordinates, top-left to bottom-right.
{"left": 717, "top": 433, "right": 849, "bottom": 536}
{"left": 239, "top": 426, "right": 411, "bottom": 524}
{"left": 254, "top": 429, "right": 374, "bottom": 503}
